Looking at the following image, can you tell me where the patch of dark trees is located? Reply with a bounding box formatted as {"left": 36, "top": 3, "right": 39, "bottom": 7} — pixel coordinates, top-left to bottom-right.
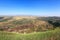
{"left": 37, "top": 16, "right": 60, "bottom": 28}
{"left": 48, "top": 20, "right": 60, "bottom": 28}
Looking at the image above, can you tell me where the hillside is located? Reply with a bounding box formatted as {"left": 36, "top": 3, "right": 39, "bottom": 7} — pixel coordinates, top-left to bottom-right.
{"left": 0, "top": 16, "right": 54, "bottom": 33}
{"left": 0, "top": 28, "right": 60, "bottom": 40}
{"left": 0, "top": 16, "right": 60, "bottom": 33}
{"left": 0, "top": 16, "right": 60, "bottom": 40}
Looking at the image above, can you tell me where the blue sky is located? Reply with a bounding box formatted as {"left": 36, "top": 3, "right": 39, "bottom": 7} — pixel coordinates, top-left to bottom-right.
{"left": 0, "top": 0, "right": 60, "bottom": 16}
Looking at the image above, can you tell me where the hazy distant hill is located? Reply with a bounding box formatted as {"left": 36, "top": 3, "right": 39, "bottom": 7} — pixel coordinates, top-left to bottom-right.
{"left": 0, "top": 16, "right": 60, "bottom": 33}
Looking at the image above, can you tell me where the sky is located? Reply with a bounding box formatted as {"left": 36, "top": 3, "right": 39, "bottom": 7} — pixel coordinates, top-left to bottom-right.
{"left": 0, "top": 0, "right": 60, "bottom": 16}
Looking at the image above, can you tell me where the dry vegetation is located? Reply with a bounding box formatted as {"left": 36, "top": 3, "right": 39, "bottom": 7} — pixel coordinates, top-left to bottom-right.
{"left": 0, "top": 16, "right": 60, "bottom": 40}
{"left": 0, "top": 16, "right": 54, "bottom": 33}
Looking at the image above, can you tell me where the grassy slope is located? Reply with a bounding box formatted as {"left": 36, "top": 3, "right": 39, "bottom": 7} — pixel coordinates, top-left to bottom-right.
{"left": 0, "top": 28, "right": 60, "bottom": 40}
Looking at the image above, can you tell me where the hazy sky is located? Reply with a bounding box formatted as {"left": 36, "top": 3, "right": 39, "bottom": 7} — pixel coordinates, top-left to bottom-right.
{"left": 0, "top": 0, "right": 60, "bottom": 16}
